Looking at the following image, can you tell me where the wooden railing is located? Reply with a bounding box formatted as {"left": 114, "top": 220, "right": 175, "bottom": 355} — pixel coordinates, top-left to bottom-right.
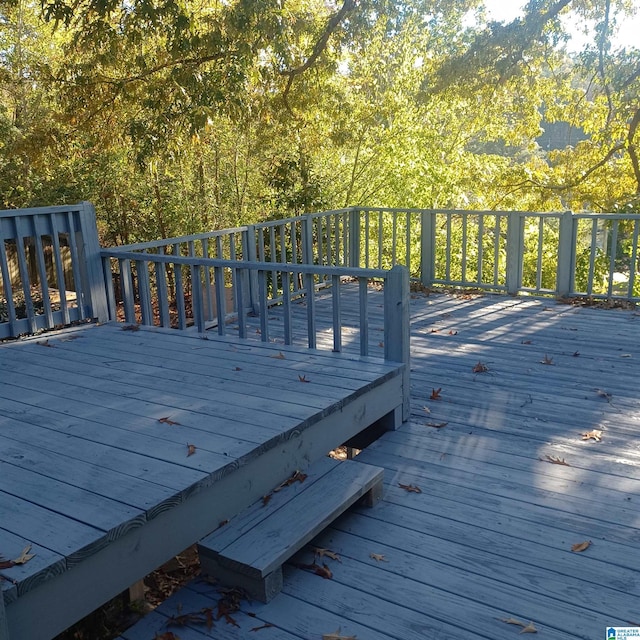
{"left": 0, "top": 202, "right": 108, "bottom": 339}
{"left": 100, "top": 248, "right": 411, "bottom": 420}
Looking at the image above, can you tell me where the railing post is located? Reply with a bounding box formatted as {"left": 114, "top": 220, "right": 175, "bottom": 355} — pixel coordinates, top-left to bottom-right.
{"left": 556, "top": 210, "right": 574, "bottom": 297}
{"left": 505, "top": 211, "right": 523, "bottom": 295}
{"left": 78, "top": 202, "right": 109, "bottom": 322}
{"left": 348, "top": 207, "right": 361, "bottom": 268}
{"left": 384, "top": 265, "right": 411, "bottom": 423}
{"left": 420, "top": 210, "right": 435, "bottom": 286}
{"left": 301, "top": 215, "right": 314, "bottom": 266}
{"left": 245, "top": 225, "right": 260, "bottom": 314}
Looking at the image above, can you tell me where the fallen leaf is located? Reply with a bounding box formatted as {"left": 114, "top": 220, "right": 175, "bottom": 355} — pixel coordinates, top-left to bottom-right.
{"left": 250, "top": 624, "right": 275, "bottom": 632}
{"left": 37, "top": 340, "right": 54, "bottom": 347}
{"left": 581, "top": 429, "right": 602, "bottom": 442}
{"left": 121, "top": 324, "right": 139, "bottom": 331}
{"left": 262, "top": 494, "right": 272, "bottom": 507}
{"left": 501, "top": 618, "right": 526, "bottom": 626}
{"left": 0, "top": 556, "right": 15, "bottom": 570}
{"left": 521, "top": 339, "right": 532, "bottom": 345}
{"left": 313, "top": 548, "right": 342, "bottom": 562}
{"left": 398, "top": 483, "right": 422, "bottom": 493}
{"left": 369, "top": 553, "right": 388, "bottom": 562}
{"left": 298, "top": 374, "right": 310, "bottom": 383}
{"left": 218, "top": 519, "right": 229, "bottom": 528}
{"left": 472, "top": 361, "right": 488, "bottom": 373}
{"left": 425, "top": 421, "right": 448, "bottom": 429}
{"left": 294, "top": 561, "right": 333, "bottom": 579}
{"left": 59, "top": 335, "right": 81, "bottom": 342}
{"left": 542, "top": 455, "right": 570, "bottom": 466}
{"left": 595, "top": 388, "right": 612, "bottom": 402}
{"left": 186, "top": 444, "right": 197, "bottom": 457}
{"left": 571, "top": 540, "right": 591, "bottom": 553}
{"left": 430, "top": 387, "right": 442, "bottom": 400}
{"left": 520, "top": 622, "right": 538, "bottom": 634}
{"left": 274, "top": 470, "right": 308, "bottom": 492}
{"left": 430, "top": 328, "right": 440, "bottom": 333}
{"left": 540, "top": 354, "right": 554, "bottom": 365}
{"left": 270, "top": 352, "right": 286, "bottom": 360}
{"left": 322, "top": 629, "right": 357, "bottom": 640}
{"left": 378, "top": 341, "right": 384, "bottom": 347}
{"left": 12, "top": 545, "right": 35, "bottom": 565}
{"left": 448, "top": 330, "right": 458, "bottom": 335}
{"left": 233, "top": 366, "right": 242, "bottom": 371}
{"left": 422, "top": 406, "right": 431, "bottom": 414}
{"left": 573, "top": 351, "right": 580, "bottom": 357}
{"left": 620, "top": 353, "right": 632, "bottom": 358}
{"left": 154, "top": 633, "right": 181, "bottom": 640}
{"left": 158, "top": 416, "right": 181, "bottom": 426}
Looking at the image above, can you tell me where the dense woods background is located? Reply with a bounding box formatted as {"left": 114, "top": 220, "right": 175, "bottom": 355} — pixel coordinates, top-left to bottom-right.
{"left": 1, "top": 0, "right": 639, "bottom": 245}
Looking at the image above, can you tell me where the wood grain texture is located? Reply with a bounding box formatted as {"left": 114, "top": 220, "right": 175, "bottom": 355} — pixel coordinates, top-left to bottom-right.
{"left": 121, "top": 290, "right": 640, "bottom": 640}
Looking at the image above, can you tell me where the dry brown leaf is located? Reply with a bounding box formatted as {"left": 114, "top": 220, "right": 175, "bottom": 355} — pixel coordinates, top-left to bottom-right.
{"left": 158, "top": 416, "right": 181, "bottom": 426}
{"left": 37, "top": 340, "right": 54, "bottom": 347}
{"left": 121, "top": 324, "right": 139, "bottom": 331}
{"left": 448, "top": 330, "right": 458, "bottom": 335}
{"left": 540, "top": 354, "right": 554, "bottom": 365}
{"left": 322, "top": 629, "right": 357, "bottom": 640}
{"left": 369, "top": 553, "right": 388, "bottom": 562}
{"left": 571, "top": 540, "right": 591, "bottom": 553}
{"left": 472, "top": 361, "right": 488, "bottom": 373}
{"left": 313, "top": 548, "right": 342, "bottom": 563}
{"left": 543, "top": 455, "right": 570, "bottom": 466}
{"left": 521, "top": 340, "right": 532, "bottom": 345}
{"left": 500, "top": 618, "right": 526, "bottom": 626}
{"left": 422, "top": 406, "right": 431, "bottom": 414}
{"left": 262, "top": 494, "right": 272, "bottom": 507}
{"left": 620, "top": 353, "right": 632, "bottom": 358}
{"left": 398, "top": 483, "right": 422, "bottom": 494}
{"left": 378, "top": 341, "right": 384, "bottom": 347}
{"left": 573, "top": 351, "right": 580, "bottom": 357}
{"left": 12, "top": 545, "right": 35, "bottom": 565}
{"left": 425, "top": 421, "right": 448, "bottom": 429}
{"left": 581, "top": 429, "right": 602, "bottom": 442}
{"left": 233, "top": 366, "right": 242, "bottom": 371}
{"left": 298, "top": 374, "right": 310, "bottom": 383}
{"left": 520, "top": 622, "right": 538, "bottom": 634}
{"left": 154, "top": 632, "right": 181, "bottom": 640}
{"left": 274, "top": 470, "right": 308, "bottom": 492}
{"left": 270, "top": 352, "right": 286, "bottom": 360}
{"left": 0, "top": 556, "right": 15, "bottom": 570}
{"left": 595, "top": 388, "right": 612, "bottom": 402}
{"left": 186, "top": 444, "right": 197, "bottom": 457}
{"left": 430, "top": 387, "right": 442, "bottom": 400}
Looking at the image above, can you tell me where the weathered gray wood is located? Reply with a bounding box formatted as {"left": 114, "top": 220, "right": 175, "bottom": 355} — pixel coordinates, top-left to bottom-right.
{"left": 199, "top": 457, "right": 383, "bottom": 601}
{"left": 0, "top": 587, "right": 7, "bottom": 640}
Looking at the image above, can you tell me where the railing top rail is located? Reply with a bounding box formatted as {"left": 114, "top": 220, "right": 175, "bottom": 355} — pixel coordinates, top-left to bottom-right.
{"left": 109, "top": 227, "right": 251, "bottom": 252}
{"left": 352, "top": 206, "right": 568, "bottom": 217}
{"left": 100, "top": 249, "right": 390, "bottom": 279}
{"left": 0, "top": 203, "right": 89, "bottom": 219}
{"left": 571, "top": 212, "right": 640, "bottom": 220}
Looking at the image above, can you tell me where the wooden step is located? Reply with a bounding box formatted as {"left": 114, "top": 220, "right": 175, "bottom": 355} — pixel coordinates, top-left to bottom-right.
{"left": 198, "top": 456, "right": 383, "bottom": 602}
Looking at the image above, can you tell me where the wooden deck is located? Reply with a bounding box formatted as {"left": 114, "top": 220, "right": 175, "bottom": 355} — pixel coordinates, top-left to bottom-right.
{"left": 119, "top": 289, "right": 640, "bottom": 640}
{"left": 0, "top": 321, "right": 404, "bottom": 640}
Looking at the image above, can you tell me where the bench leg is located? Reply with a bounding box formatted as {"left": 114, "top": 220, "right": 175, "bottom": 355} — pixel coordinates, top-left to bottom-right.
{"left": 128, "top": 579, "right": 146, "bottom": 604}
{"left": 1, "top": 591, "right": 9, "bottom": 640}
{"left": 362, "top": 476, "right": 384, "bottom": 507}
{"left": 199, "top": 556, "right": 283, "bottom": 604}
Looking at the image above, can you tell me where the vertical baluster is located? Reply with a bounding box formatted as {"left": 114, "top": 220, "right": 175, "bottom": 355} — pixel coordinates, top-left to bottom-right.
{"left": 305, "top": 270, "right": 316, "bottom": 348}
{"left": 50, "top": 215, "right": 71, "bottom": 325}
{"left": 461, "top": 213, "right": 468, "bottom": 283}
{"left": 377, "top": 210, "right": 383, "bottom": 269}
{"left": 607, "top": 219, "right": 619, "bottom": 298}
{"left": 215, "top": 265, "right": 225, "bottom": 335}
{"left": 365, "top": 211, "right": 370, "bottom": 268}
{"left": 359, "top": 277, "right": 368, "bottom": 356}
{"left": 32, "top": 215, "right": 54, "bottom": 327}
{"left": 332, "top": 274, "right": 341, "bottom": 353}
{"left": 258, "top": 270, "right": 269, "bottom": 342}
{"left": 174, "top": 256, "right": 187, "bottom": 330}
{"left": 192, "top": 263, "right": 205, "bottom": 333}
{"left": 629, "top": 219, "right": 639, "bottom": 298}
{"left": 283, "top": 270, "right": 292, "bottom": 345}
{"left": 136, "top": 259, "right": 153, "bottom": 325}
{"left": 477, "top": 214, "right": 484, "bottom": 284}
{"left": 119, "top": 258, "right": 135, "bottom": 323}
{"left": 493, "top": 214, "right": 501, "bottom": 286}
{"left": 392, "top": 212, "right": 398, "bottom": 266}
{"left": 405, "top": 212, "right": 411, "bottom": 271}
{"left": 587, "top": 218, "right": 598, "bottom": 295}
{"left": 155, "top": 254, "right": 170, "bottom": 327}
{"left": 445, "top": 213, "right": 452, "bottom": 284}
{"left": 0, "top": 224, "right": 18, "bottom": 333}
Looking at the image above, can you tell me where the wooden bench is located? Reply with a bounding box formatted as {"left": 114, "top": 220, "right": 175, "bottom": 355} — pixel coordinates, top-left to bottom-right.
{"left": 198, "top": 456, "right": 384, "bottom": 602}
